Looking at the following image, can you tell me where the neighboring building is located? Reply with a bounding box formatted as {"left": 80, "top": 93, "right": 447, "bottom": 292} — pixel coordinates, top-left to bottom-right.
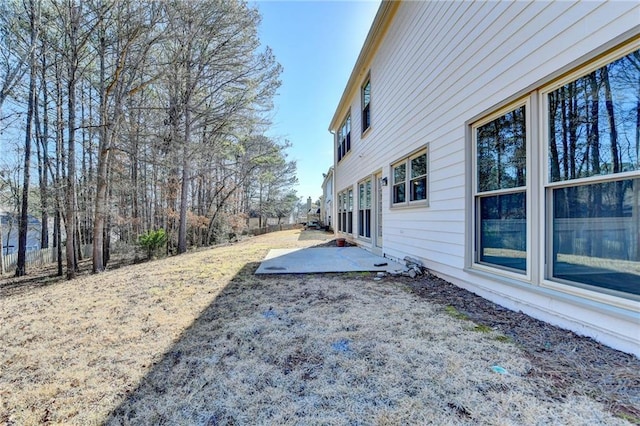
{"left": 321, "top": 166, "right": 334, "bottom": 228}
{"left": 329, "top": 1, "right": 639, "bottom": 355}
{"left": 305, "top": 196, "right": 321, "bottom": 225}
{"left": 1, "top": 212, "right": 42, "bottom": 255}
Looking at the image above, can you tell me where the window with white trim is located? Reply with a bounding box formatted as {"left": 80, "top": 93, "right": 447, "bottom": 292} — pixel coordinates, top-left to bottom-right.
{"left": 337, "top": 188, "right": 353, "bottom": 234}
{"left": 544, "top": 46, "right": 639, "bottom": 297}
{"left": 337, "top": 192, "right": 343, "bottom": 232}
{"left": 347, "top": 188, "right": 353, "bottom": 234}
{"left": 473, "top": 104, "right": 527, "bottom": 273}
{"left": 469, "top": 41, "right": 640, "bottom": 300}
{"left": 362, "top": 77, "right": 371, "bottom": 133}
{"left": 358, "top": 178, "right": 372, "bottom": 238}
{"left": 392, "top": 148, "right": 428, "bottom": 206}
{"left": 337, "top": 115, "right": 351, "bottom": 162}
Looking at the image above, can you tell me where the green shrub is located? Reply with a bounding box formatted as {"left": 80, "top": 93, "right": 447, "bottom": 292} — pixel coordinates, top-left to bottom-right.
{"left": 138, "top": 229, "right": 167, "bottom": 259}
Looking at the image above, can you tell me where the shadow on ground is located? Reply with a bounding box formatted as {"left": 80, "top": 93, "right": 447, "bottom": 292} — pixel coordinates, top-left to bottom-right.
{"left": 104, "top": 261, "right": 269, "bottom": 424}
{"left": 103, "top": 257, "right": 640, "bottom": 424}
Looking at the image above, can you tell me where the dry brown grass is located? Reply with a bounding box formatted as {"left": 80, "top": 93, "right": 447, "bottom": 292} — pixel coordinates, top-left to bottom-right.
{"left": 0, "top": 229, "right": 634, "bottom": 425}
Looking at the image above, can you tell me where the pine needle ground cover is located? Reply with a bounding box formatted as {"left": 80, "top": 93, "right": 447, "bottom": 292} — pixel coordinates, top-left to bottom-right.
{"left": 1, "top": 230, "right": 638, "bottom": 425}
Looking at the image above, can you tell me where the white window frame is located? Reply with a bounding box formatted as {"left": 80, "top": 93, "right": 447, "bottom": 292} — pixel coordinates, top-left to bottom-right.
{"left": 539, "top": 40, "right": 640, "bottom": 307}
{"left": 361, "top": 75, "right": 371, "bottom": 135}
{"left": 337, "top": 188, "right": 353, "bottom": 235}
{"left": 357, "top": 177, "right": 372, "bottom": 239}
{"left": 471, "top": 99, "right": 532, "bottom": 281}
{"left": 347, "top": 188, "right": 353, "bottom": 234}
{"left": 337, "top": 114, "right": 351, "bottom": 162}
{"left": 466, "top": 39, "right": 639, "bottom": 309}
{"left": 391, "top": 146, "right": 429, "bottom": 208}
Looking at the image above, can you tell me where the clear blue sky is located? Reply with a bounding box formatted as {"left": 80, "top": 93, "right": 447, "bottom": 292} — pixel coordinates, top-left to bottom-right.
{"left": 253, "top": 0, "right": 381, "bottom": 202}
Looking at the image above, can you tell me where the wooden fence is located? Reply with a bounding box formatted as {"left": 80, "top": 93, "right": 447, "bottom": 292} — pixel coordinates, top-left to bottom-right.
{"left": 250, "top": 223, "right": 302, "bottom": 236}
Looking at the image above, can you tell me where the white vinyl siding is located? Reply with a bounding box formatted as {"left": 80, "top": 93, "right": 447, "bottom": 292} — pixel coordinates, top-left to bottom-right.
{"left": 331, "top": 1, "right": 640, "bottom": 354}
{"left": 336, "top": 3, "right": 638, "bottom": 267}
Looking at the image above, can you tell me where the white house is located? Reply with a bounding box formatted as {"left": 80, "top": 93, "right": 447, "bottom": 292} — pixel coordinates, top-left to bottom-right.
{"left": 321, "top": 166, "right": 334, "bottom": 228}
{"left": 329, "top": 1, "right": 639, "bottom": 356}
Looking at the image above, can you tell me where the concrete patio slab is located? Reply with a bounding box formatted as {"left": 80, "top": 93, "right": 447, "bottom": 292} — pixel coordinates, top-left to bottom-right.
{"left": 255, "top": 247, "right": 403, "bottom": 274}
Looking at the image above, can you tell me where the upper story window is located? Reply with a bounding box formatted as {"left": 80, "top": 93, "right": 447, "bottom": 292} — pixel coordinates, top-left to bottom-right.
{"left": 392, "top": 148, "right": 428, "bottom": 207}
{"left": 362, "top": 77, "right": 371, "bottom": 133}
{"left": 337, "top": 114, "right": 351, "bottom": 162}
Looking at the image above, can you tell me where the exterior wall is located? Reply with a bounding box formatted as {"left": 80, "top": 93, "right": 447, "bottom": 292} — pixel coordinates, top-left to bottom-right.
{"left": 332, "top": 1, "right": 640, "bottom": 355}
{"left": 1, "top": 213, "right": 44, "bottom": 254}
{"left": 321, "top": 167, "right": 334, "bottom": 227}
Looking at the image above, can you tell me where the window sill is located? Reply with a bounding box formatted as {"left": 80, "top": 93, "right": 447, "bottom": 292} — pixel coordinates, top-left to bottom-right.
{"left": 337, "top": 150, "right": 352, "bottom": 164}
{"left": 361, "top": 126, "right": 372, "bottom": 139}
{"left": 390, "top": 200, "right": 429, "bottom": 209}
{"left": 471, "top": 261, "right": 529, "bottom": 282}
{"left": 541, "top": 278, "right": 639, "bottom": 311}
{"left": 464, "top": 265, "right": 639, "bottom": 319}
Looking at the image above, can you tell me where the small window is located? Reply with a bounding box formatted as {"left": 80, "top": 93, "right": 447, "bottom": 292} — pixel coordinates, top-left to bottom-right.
{"left": 393, "top": 163, "right": 406, "bottom": 203}
{"left": 410, "top": 154, "right": 427, "bottom": 201}
{"left": 391, "top": 148, "right": 428, "bottom": 207}
{"left": 337, "top": 115, "right": 351, "bottom": 162}
{"left": 362, "top": 78, "right": 371, "bottom": 133}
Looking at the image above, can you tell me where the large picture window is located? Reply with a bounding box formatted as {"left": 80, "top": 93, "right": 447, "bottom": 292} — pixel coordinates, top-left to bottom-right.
{"left": 546, "top": 47, "right": 640, "bottom": 297}
{"left": 469, "top": 42, "right": 640, "bottom": 303}
{"left": 474, "top": 105, "right": 527, "bottom": 273}
{"left": 392, "top": 148, "right": 428, "bottom": 206}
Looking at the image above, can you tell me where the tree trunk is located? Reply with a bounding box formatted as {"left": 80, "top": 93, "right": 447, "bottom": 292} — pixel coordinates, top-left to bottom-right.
{"left": 0, "top": 219, "right": 4, "bottom": 275}
{"left": 548, "top": 92, "right": 561, "bottom": 182}
{"left": 178, "top": 121, "right": 190, "bottom": 254}
{"left": 65, "top": 5, "right": 80, "bottom": 280}
{"left": 37, "top": 45, "right": 49, "bottom": 249}
{"left": 177, "top": 29, "right": 192, "bottom": 255}
{"left": 16, "top": 0, "right": 39, "bottom": 277}
{"left": 588, "top": 72, "right": 602, "bottom": 258}
{"left": 602, "top": 65, "right": 624, "bottom": 218}
{"left": 93, "top": 18, "right": 108, "bottom": 273}
{"left": 54, "top": 54, "right": 64, "bottom": 277}
{"left": 55, "top": 210, "right": 62, "bottom": 276}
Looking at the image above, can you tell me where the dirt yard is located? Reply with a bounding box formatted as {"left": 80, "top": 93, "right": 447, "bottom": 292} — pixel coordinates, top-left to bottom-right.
{"left": 1, "top": 229, "right": 638, "bottom": 425}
